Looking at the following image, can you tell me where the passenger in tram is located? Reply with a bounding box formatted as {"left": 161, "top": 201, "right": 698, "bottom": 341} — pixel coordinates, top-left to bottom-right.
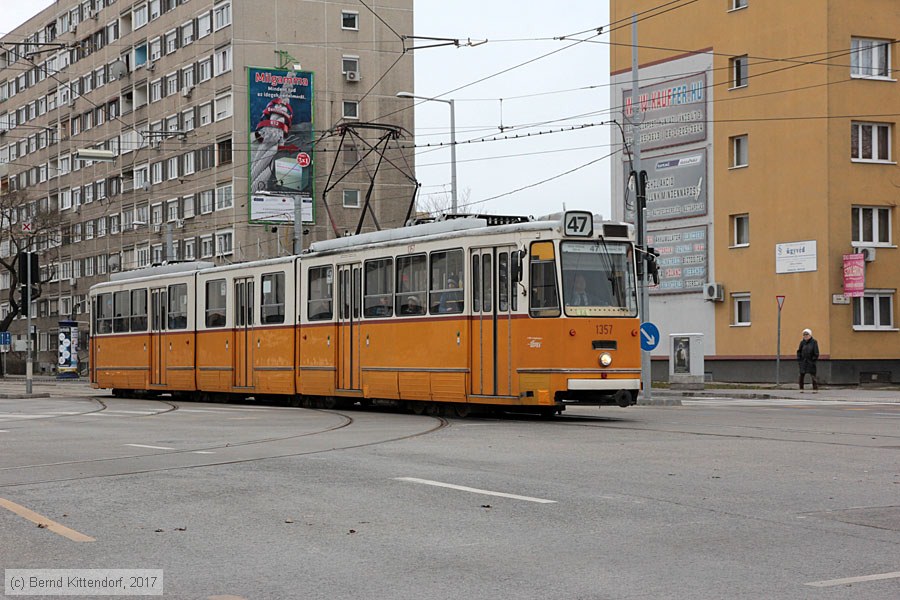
{"left": 568, "top": 273, "right": 599, "bottom": 306}
{"left": 438, "top": 278, "right": 464, "bottom": 313}
{"left": 372, "top": 295, "right": 393, "bottom": 317}
{"left": 401, "top": 295, "right": 424, "bottom": 315}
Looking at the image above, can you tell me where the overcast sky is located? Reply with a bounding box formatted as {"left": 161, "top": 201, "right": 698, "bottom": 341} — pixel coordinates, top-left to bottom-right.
{"left": 2, "top": 1, "right": 614, "bottom": 219}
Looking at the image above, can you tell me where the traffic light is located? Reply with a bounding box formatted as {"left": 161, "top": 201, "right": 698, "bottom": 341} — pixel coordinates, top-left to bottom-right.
{"left": 17, "top": 252, "right": 39, "bottom": 286}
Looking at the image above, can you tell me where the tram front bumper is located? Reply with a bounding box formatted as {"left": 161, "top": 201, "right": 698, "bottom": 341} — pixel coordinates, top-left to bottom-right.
{"left": 564, "top": 378, "right": 640, "bottom": 407}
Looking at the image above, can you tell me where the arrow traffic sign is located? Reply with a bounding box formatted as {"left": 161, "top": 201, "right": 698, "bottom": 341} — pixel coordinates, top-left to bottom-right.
{"left": 640, "top": 322, "right": 660, "bottom": 352}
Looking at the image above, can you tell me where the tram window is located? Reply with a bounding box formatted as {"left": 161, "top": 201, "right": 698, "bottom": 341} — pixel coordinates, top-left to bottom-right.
{"left": 307, "top": 266, "right": 333, "bottom": 321}
{"left": 261, "top": 272, "right": 285, "bottom": 324}
{"left": 130, "top": 289, "right": 148, "bottom": 331}
{"left": 113, "top": 291, "right": 130, "bottom": 332}
{"left": 168, "top": 283, "right": 188, "bottom": 329}
{"left": 96, "top": 293, "right": 113, "bottom": 333}
{"left": 498, "top": 253, "right": 509, "bottom": 312}
{"left": 529, "top": 241, "right": 560, "bottom": 317}
{"left": 482, "top": 254, "right": 492, "bottom": 312}
{"left": 471, "top": 256, "right": 481, "bottom": 312}
{"left": 205, "top": 279, "right": 226, "bottom": 327}
{"left": 235, "top": 280, "right": 254, "bottom": 327}
{"left": 364, "top": 258, "right": 393, "bottom": 318}
{"left": 396, "top": 253, "right": 426, "bottom": 316}
{"left": 429, "top": 249, "right": 463, "bottom": 314}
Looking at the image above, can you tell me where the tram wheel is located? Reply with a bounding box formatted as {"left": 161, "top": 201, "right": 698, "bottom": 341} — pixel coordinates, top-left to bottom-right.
{"left": 452, "top": 404, "right": 472, "bottom": 418}
{"left": 538, "top": 408, "right": 556, "bottom": 419}
{"left": 425, "top": 403, "right": 443, "bottom": 416}
{"left": 410, "top": 402, "right": 426, "bottom": 415}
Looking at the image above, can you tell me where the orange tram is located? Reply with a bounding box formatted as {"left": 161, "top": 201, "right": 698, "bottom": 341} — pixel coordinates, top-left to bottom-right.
{"left": 90, "top": 211, "right": 641, "bottom": 416}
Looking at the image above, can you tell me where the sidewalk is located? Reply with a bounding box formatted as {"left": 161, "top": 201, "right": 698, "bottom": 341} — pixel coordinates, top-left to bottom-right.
{"left": 649, "top": 383, "right": 900, "bottom": 404}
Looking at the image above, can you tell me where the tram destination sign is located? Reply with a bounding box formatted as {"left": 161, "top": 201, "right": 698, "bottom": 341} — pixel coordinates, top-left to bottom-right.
{"left": 622, "top": 72, "right": 707, "bottom": 152}
{"left": 646, "top": 225, "right": 708, "bottom": 295}
{"left": 624, "top": 148, "right": 707, "bottom": 224}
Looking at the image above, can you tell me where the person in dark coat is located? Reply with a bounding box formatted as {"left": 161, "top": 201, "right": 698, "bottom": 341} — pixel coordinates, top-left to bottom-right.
{"left": 796, "top": 328, "right": 819, "bottom": 391}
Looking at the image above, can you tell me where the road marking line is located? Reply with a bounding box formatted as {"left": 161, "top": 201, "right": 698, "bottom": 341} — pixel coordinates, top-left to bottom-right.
{"left": 125, "top": 444, "right": 175, "bottom": 450}
{"left": 0, "top": 430, "right": 8, "bottom": 433}
{"left": 395, "top": 477, "right": 557, "bottom": 504}
{"left": 0, "top": 497, "right": 95, "bottom": 543}
{"left": 193, "top": 451, "right": 215, "bottom": 454}
{"left": 105, "top": 410, "right": 158, "bottom": 415}
{"left": 805, "top": 571, "right": 900, "bottom": 587}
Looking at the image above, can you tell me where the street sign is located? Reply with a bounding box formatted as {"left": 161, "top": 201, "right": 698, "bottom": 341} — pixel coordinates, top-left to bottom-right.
{"left": 0, "top": 332, "right": 10, "bottom": 345}
{"left": 776, "top": 295, "right": 785, "bottom": 310}
{"left": 640, "top": 322, "right": 660, "bottom": 351}
{"left": 296, "top": 152, "right": 311, "bottom": 167}
{"left": 21, "top": 222, "right": 33, "bottom": 233}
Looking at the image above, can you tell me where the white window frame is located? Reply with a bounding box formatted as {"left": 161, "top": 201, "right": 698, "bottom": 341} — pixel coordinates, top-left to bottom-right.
{"left": 200, "top": 234, "right": 214, "bottom": 258}
{"left": 732, "top": 213, "right": 749, "bottom": 247}
{"left": 851, "top": 122, "right": 892, "bottom": 163}
{"left": 214, "top": 92, "right": 232, "bottom": 121}
{"left": 729, "top": 0, "right": 748, "bottom": 11}
{"left": 851, "top": 37, "right": 892, "bottom": 80}
{"left": 213, "top": 1, "right": 232, "bottom": 31}
{"left": 343, "top": 189, "right": 360, "bottom": 208}
{"left": 214, "top": 46, "right": 232, "bottom": 76}
{"left": 215, "top": 229, "right": 233, "bottom": 256}
{"left": 730, "top": 134, "right": 748, "bottom": 168}
{"left": 730, "top": 55, "right": 748, "bottom": 89}
{"left": 341, "top": 11, "right": 359, "bottom": 31}
{"left": 852, "top": 206, "right": 892, "bottom": 246}
{"left": 852, "top": 290, "right": 896, "bottom": 331}
{"left": 342, "top": 100, "right": 359, "bottom": 119}
{"left": 732, "top": 293, "right": 751, "bottom": 326}
{"left": 215, "top": 183, "right": 233, "bottom": 210}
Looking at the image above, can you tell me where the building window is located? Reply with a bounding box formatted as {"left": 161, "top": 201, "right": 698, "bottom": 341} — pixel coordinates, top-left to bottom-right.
{"left": 149, "top": 37, "right": 162, "bottom": 61}
{"left": 730, "top": 134, "right": 748, "bottom": 168}
{"left": 199, "top": 190, "right": 214, "bottom": 214}
{"left": 729, "top": 0, "right": 748, "bottom": 10}
{"left": 851, "top": 122, "right": 891, "bottom": 162}
{"left": 852, "top": 206, "right": 892, "bottom": 245}
{"left": 853, "top": 291, "right": 895, "bottom": 330}
{"left": 731, "top": 214, "right": 749, "bottom": 246}
{"left": 184, "top": 238, "right": 196, "bottom": 260}
{"left": 216, "top": 184, "right": 233, "bottom": 210}
{"left": 851, "top": 38, "right": 891, "bottom": 79}
{"left": 343, "top": 189, "right": 360, "bottom": 208}
{"left": 732, "top": 293, "right": 751, "bottom": 326}
{"left": 342, "top": 11, "right": 359, "bottom": 30}
{"left": 342, "top": 100, "right": 359, "bottom": 119}
{"left": 200, "top": 235, "right": 214, "bottom": 258}
{"left": 197, "top": 12, "right": 212, "bottom": 38}
{"left": 215, "top": 230, "right": 233, "bottom": 256}
{"left": 214, "top": 46, "right": 232, "bottom": 76}
{"left": 213, "top": 2, "right": 232, "bottom": 31}
{"left": 198, "top": 57, "right": 213, "bottom": 82}
{"left": 150, "top": 78, "right": 162, "bottom": 102}
{"left": 730, "top": 55, "right": 748, "bottom": 88}
{"left": 181, "top": 22, "right": 194, "bottom": 47}
{"left": 133, "top": 4, "right": 149, "bottom": 29}
{"left": 214, "top": 93, "right": 232, "bottom": 120}
{"left": 342, "top": 56, "right": 359, "bottom": 75}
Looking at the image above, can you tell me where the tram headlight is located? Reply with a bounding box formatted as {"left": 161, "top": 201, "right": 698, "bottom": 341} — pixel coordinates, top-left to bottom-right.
{"left": 599, "top": 352, "right": 613, "bottom": 367}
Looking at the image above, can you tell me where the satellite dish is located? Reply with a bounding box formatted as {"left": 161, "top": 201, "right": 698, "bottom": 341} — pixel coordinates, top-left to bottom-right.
{"left": 109, "top": 60, "right": 128, "bottom": 81}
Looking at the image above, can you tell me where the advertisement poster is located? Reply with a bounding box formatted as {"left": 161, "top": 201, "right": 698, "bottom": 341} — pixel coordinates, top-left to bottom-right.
{"left": 646, "top": 225, "right": 708, "bottom": 295}
{"left": 57, "top": 320, "right": 78, "bottom": 378}
{"left": 842, "top": 253, "right": 865, "bottom": 297}
{"left": 624, "top": 148, "right": 707, "bottom": 224}
{"left": 248, "top": 67, "right": 315, "bottom": 224}
{"left": 622, "top": 72, "right": 707, "bottom": 152}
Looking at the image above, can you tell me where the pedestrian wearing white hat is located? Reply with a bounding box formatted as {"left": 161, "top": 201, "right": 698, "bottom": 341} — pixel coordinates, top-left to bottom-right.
{"left": 796, "top": 328, "right": 819, "bottom": 392}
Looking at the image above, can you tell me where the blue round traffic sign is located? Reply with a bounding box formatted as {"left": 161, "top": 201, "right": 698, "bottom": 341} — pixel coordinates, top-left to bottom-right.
{"left": 640, "top": 322, "right": 660, "bottom": 351}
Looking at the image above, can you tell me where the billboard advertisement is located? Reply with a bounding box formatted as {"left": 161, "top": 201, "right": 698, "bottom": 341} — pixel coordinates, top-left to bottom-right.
{"left": 57, "top": 320, "right": 79, "bottom": 378}
{"left": 622, "top": 72, "right": 707, "bottom": 152}
{"left": 248, "top": 67, "right": 315, "bottom": 224}
{"left": 624, "top": 148, "right": 707, "bottom": 224}
{"left": 842, "top": 253, "right": 865, "bottom": 297}
{"left": 646, "top": 225, "right": 708, "bottom": 295}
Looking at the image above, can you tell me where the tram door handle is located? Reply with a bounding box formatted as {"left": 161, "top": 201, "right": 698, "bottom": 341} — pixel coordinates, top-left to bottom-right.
{"left": 257, "top": 339, "right": 261, "bottom": 348}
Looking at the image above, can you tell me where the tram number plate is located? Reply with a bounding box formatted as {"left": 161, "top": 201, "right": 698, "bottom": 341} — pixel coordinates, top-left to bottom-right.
{"left": 596, "top": 324, "right": 613, "bottom": 335}
{"left": 564, "top": 211, "right": 593, "bottom": 237}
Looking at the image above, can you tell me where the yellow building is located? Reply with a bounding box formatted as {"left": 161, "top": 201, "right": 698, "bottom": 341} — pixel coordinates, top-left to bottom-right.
{"left": 610, "top": 0, "right": 898, "bottom": 384}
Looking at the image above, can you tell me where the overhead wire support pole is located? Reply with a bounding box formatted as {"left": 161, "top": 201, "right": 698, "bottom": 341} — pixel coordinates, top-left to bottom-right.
{"left": 630, "top": 14, "right": 652, "bottom": 404}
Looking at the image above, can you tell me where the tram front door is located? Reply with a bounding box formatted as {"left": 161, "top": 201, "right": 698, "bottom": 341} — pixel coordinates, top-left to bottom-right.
{"left": 470, "top": 247, "right": 515, "bottom": 398}
{"left": 337, "top": 263, "right": 362, "bottom": 391}
{"left": 149, "top": 288, "right": 167, "bottom": 386}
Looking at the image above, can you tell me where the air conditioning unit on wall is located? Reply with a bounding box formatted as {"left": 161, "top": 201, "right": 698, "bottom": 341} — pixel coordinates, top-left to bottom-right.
{"left": 703, "top": 282, "right": 724, "bottom": 302}
{"left": 345, "top": 70, "right": 360, "bottom": 82}
{"left": 858, "top": 247, "right": 876, "bottom": 262}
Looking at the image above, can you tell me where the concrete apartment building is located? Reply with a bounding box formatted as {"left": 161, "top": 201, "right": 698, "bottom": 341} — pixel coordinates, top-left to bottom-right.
{"left": 0, "top": 0, "right": 415, "bottom": 374}
{"left": 610, "top": 0, "right": 898, "bottom": 384}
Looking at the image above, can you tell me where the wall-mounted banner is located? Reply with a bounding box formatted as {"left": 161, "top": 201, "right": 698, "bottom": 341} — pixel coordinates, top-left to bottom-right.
{"left": 248, "top": 67, "right": 315, "bottom": 223}
{"left": 624, "top": 148, "right": 707, "bottom": 224}
{"left": 776, "top": 240, "right": 817, "bottom": 274}
{"left": 57, "top": 320, "right": 79, "bottom": 378}
{"left": 646, "top": 225, "right": 708, "bottom": 295}
{"left": 842, "top": 253, "right": 865, "bottom": 297}
{"left": 622, "top": 72, "right": 707, "bottom": 152}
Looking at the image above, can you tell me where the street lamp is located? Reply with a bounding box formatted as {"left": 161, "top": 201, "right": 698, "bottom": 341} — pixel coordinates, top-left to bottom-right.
{"left": 396, "top": 91, "right": 458, "bottom": 214}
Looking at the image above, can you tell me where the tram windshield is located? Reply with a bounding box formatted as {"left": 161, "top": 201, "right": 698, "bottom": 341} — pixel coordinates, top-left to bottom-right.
{"left": 560, "top": 241, "right": 638, "bottom": 317}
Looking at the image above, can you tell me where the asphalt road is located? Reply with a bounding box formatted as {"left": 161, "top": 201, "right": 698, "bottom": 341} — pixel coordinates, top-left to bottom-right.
{"left": 1, "top": 392, "right": 898, "bottom": 599}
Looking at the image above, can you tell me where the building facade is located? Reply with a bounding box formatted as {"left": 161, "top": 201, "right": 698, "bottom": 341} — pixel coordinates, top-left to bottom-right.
{"left": 0, "top": 0, "right": 416, "bottom": 374}
{"left": 610, "top": 0, "right": 898, "bottom": 384}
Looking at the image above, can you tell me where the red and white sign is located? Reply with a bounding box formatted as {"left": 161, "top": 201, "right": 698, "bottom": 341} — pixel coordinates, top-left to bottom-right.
{"left": 296, "top": 152, "right": 311, "bottom": 167}
{"left": 842, "top": 253, "right": 865, "bottom": 298}
{"left": 776, "top": 295, "right": 785, "bottom": 310}
{"left": 21, "top": 222, "right": 33, "bottom": 233}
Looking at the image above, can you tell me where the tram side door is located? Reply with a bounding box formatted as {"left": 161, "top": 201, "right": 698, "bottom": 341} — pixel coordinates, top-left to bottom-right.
{"left": 470, "top": 247, "right": 514, "bottom": 397}
{"left": 233, "top": 278, "right": 255, "bottom": 388}
{"left": 337, "top": 263, "right": 362, "bottom": 391}
{"left": 150, "top": 288, "right": 167, "bottom": 386}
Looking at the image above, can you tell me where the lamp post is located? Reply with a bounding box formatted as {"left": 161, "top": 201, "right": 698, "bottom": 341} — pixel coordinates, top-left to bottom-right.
{"left": 396, "top": 92, "right": 457, "bottom": 214}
